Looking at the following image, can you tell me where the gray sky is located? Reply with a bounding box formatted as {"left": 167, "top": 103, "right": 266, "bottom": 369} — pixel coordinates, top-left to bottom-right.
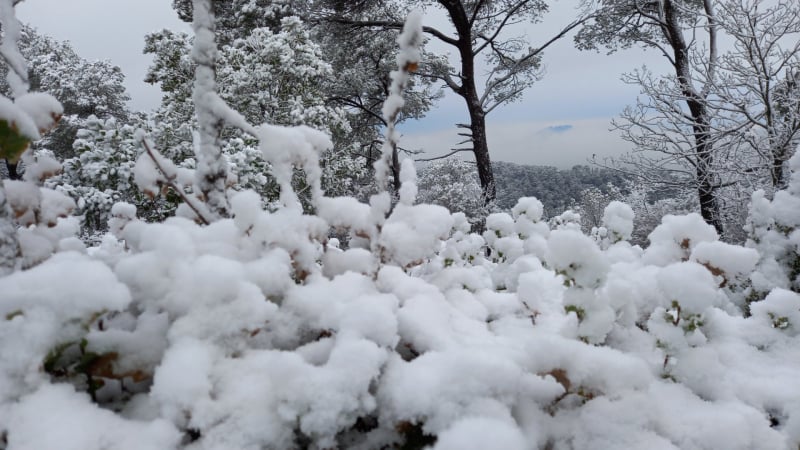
{"left": 17, "top": 0, "right": 190, "bottom": 111}
{"left": 15, "top": 0, "right": 668, "bottom": 168}
{"left": 401, "top": 1, "right": 670, "bottom": 167}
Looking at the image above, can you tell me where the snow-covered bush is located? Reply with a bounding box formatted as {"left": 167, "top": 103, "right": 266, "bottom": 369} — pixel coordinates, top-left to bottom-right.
{"left": 747, "top": 150, "right": 800, "bottom": 300}
{"left": 593, "top": 200, "right": 635, "bottom": 246}
{"left": 613, "top": 181, "right": 699, "bottom": 246}
{"left": 3, "top": 4, "right": 800, "bottom": 450}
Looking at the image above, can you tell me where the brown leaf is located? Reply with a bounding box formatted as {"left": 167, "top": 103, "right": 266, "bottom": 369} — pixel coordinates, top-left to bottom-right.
{"left": 86, "top": 352, "right": 119, "bottom": 378}
{"left": 700, "top": 261, "right": 728, "bottom": 287}
{"left": 544, "top": 368, "right": 571, "bottom": 393}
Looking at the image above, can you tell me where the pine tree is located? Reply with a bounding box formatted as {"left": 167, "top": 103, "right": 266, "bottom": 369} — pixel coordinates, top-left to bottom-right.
{"left": 144, "top": 7, "right": 369, "bottom": 205}
{"left": 0, "top": 26, "right": 129, "bottom": 170}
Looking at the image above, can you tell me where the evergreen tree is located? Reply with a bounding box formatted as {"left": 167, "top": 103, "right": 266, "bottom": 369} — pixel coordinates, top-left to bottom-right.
{"left": 144, "top": 8, "right": 370, "bottom": 205}
{"left": 417, "top": 158, "right": 485, "bottom": 226}
{"left": 0, "top": 26, "right": 129, "bottom": 171}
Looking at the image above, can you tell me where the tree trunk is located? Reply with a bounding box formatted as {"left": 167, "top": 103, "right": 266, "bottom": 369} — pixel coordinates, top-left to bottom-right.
{"left": 391, "top": 146, "right": 401, "bottom": 193}
{"left": 771, "top": 141, "right": 788, "bottom": 190}
{"left": 694, "top": 122, "right": 724, "bottom": 235}
{"left": 664, "top": 0, "right": 723, "bottom": 235}
{"left": 440, "top": 0, "right": 496, "bottom": 205}
{"left": 470, "top": 108, "right": 496, "bottom": 205}
{"left": 6, "top": 162, "right": 19, "bottom": 180}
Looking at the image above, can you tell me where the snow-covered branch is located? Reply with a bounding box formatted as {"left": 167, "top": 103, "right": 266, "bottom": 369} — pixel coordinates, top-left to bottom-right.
{"left": 136, "top": 134, "right": 213, "bottom": 225}
{"left": 0, "top": 0, "right": 28, "bottom": 98}
{"left": 191, "top": 0, "right": 230, "bottom": 219}
{"left": 0, "top": 0, "right": 25, "bottom": 274}
{"left": 0, "top": 0, "right": 66, "bottom": 274}
{"left": 374, "top": 10, "right": 423, "bottom": 192}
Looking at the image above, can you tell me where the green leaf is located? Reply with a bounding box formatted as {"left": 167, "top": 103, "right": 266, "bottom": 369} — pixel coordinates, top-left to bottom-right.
{"left": 5, "top": 310, "right": 23, "bottom": 321}
{"left": 565, "top": 304, "right": 586, "bottom": 322}
{"left": 43, "top": 341, "right": 76, "bottom": 375}
{"left": 0, "top": 119, "right": 31, "bottom": 163}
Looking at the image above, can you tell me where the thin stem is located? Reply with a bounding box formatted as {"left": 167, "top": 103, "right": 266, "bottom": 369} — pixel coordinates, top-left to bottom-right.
{"left": 141, "top": 138, "right": 212, "bottom": 226}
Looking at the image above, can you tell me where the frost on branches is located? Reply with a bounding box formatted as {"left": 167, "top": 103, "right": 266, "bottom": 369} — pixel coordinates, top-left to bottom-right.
{"left": 3, "top": 8, "right": 800, "bottom": 450}
{"left": 417, "top": 158, "right": 486, "bottom": 228}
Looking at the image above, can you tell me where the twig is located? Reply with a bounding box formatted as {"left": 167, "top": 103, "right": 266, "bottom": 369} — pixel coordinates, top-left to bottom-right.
{"left": 140, "top": 138, "right": 212, "bottom": 226}
{"left": 415, "top": 148, "right": 472, "bottom": 162}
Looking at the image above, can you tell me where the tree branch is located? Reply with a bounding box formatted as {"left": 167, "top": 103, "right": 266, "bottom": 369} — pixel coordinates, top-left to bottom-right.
{"left": 141, "top": 138, "right": 212, "bottom": 226}
{"left": 415, "top": 148, "right": 472, "bottom": 162}
{"left": 318, "top": 16, "right": 460, "bottom": 47}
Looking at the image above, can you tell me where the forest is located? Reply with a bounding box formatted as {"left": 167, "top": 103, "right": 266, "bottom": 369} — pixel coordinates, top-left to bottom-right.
{"left": 1, "top": 0, "right": 799, "bottom": 449}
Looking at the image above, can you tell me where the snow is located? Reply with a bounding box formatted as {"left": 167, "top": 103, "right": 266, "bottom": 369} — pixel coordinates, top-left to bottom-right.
{"left": 0, "top": 0, "right": 30, "bottom": 98}
{"left": 322, "top": 248, "right": 378, "bottom": 278}
{"left": 553, "top": 382, "right": 786, "bottom": 450}
{"left": 317, "top": 196, "right": 373, "bottom": 234}
{"left": 379, "top": 202, "right": 453, "bottom": 267}
{"left": 255, "top": 123, "right": 330, "bottom": 208}
{"left": 512, "top": 196, "right": 545, "bottom": 222}
{"left": 0, "top": 251, "right": 130, "bottom": 318}
{"left": 14, "top": 92, "right": 62, "bottom": 133}
{"left": 21, "top": 151, "right": 61, "bottom": 184}
{"left": 2, "top": 7, "right": 800, "bottom": 450}
{"left": 0, "top": 96, "right": 39, "bottom": 142}
{"left": 602, "top": 200, "right": 635, "bottom": 242}
{"left": 191, "top": 0, "right": 231, "bottom": 218}
{"left": 644, "top": 213, "right": 719, "bottom": 266}
{"left": 4, "top": 155, "right": 800, "bottom": 450}
{"left": 374, "top": 9, "right": 423, "bottom": 191}
{"left": 7, "top": 384, "right": 180, "bottom": 450}
{"left": 750, "top": 289, "right": 800, "bottom": 335}
{"left": 431, "top": 417, "right": 527, "bottom": 450}
{"left": 546, "top": 229, "right": 608, "bottom": 289}
{"left": 150, "top": 338, "right": 215, "bottom": 423}
{"left": 690, "top": 240, "right": 759, "bottom": 285}
{"left": 398, "top": 158, "right": 418, "bottom": 206}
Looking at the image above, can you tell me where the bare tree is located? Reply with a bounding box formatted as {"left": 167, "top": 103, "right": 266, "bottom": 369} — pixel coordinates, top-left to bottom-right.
{"left": 712, "top": 0, "right": 800, "bottom": 191}
{"left": 578, "top": 0, "right": 725, "bottom": 235}
{"left": 315, "top": 0, "right": 592, "bottom": 205}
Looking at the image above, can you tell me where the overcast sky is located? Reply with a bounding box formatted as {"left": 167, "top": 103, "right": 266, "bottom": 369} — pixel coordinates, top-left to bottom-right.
{"left": 16, "top": 0, "right": 669, "bottom": 168}
{"left": 17, "top": 0, "right": 190, "bottom": 111}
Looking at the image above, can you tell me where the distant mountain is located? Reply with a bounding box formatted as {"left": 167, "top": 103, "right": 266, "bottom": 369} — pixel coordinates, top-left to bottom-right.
{"left": 493, "top": 161, "right": 631, "bottom": 216}
{"left": 540, "top": 124, "right": 573, "bottom": 134}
